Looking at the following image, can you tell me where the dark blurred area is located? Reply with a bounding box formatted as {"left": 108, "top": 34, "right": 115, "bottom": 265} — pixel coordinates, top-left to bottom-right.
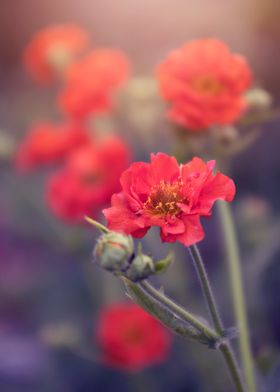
{"left": 1, "top": 1, "right": 280, "bottom": 391}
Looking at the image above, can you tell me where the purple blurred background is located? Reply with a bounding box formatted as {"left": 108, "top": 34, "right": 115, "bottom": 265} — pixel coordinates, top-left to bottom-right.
{"left": 1, "top": 1, "right": 280, "bottom": 391}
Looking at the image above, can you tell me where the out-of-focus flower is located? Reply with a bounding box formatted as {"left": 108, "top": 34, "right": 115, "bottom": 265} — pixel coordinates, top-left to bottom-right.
{"left": 59, "top": 49, "right": 131, "bottom": 119}
{"left": 118, "top": 76, "right": 164, "bottom": 141}
{"left": 104, "top": 153, "right": 235, "bottom": 246}
{"left": 96, "top": 303, "right": 172, "bottom": 371}
{"left": 23, "top": 24, "right": 89, "bottom": 84}
{"left": 0, "top": 130, "right": 16, "bottom": 160}
{"left": 47, "top": 136, "right": 130, "bottom": 222}
{"left": 157, "top": 39, "right": 252, "bottom": 131}
{"left": 39, "top": 322, "right": 82, "bottom": 349}
{"left": 15, "top": 121, "right": 90, "bottom": 170}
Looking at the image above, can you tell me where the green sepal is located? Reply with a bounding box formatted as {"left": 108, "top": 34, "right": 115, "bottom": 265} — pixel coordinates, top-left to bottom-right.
{"left": 85, "top": 217, "right": 109, "bottom": 233}
{"left": 154, "top": 252, "right": 174, "bottom": 274}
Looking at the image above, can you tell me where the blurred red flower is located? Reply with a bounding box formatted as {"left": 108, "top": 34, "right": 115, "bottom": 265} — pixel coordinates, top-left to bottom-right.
{"left": 104, "top": 153, "right": 235, "bottom": 246}
{"left": 15, "top": 122, "right": 90, "bottom": 170}
{"left": 47, "top": 136, "right": 131, "bottom": 222}
{"left": 157, "top": 39, "right": 252, "bottom": 130}
{"left": 58, "top": 49, "right": 130, "bottom": 119}
{"left": 23, "top": 24, "right": 89, "bottom": 84}
{"left": 96, "top": 303, "right": 172, "bottom": 371}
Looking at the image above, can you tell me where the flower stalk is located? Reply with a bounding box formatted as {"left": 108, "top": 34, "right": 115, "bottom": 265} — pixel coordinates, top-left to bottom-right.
{"left": 217, "top": 201, "right": 256, "bottom": 392}
{"left": 189, "top": 244, "right": 245, "bottom": 392}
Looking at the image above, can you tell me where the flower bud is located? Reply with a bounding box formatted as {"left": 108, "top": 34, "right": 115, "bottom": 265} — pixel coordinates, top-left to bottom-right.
{"left": 245, "top": 87, "right": 272, "bottom": 111}
{"left": 94, "top": 232, "right": 134, "bottom": 273}
{"left": 126, "top": 253, "right": 155, "bottom": 282}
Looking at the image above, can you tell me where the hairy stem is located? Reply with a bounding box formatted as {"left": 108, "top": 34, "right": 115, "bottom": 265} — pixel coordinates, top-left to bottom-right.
{"left": 139, "top": 280, "right": 218, "bottom": 341}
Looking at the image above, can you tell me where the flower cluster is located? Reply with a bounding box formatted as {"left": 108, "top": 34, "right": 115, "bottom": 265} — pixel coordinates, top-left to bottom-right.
{"left": 17, "top": 24, "right": 132, "bottom": 223}
{"left": 96, "top": 303, "right": 172, "bottom": 371}
{"left": 104, "top": 153, "right": 235, "bottom": 246}
{"left": 157, "top": 39, "right": 252, "bottom": 130}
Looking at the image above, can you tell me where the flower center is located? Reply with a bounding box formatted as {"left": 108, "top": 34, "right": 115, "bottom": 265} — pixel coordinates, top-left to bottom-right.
{"left": 191, "top": 75, "right": 224, "bottom": 96}
{"left": 123, "top": 326, "right": 143, "bottom": 345}
{"left": 144, "top": 181, "right": 184, "bottom": 217}
{"left": 80, "top": 172, "right": 102, "bottom": 185}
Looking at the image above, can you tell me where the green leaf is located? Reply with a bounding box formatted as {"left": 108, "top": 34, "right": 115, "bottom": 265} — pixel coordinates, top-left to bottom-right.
{"left": 123, "top": 278, "right": 209, "bottom": 343}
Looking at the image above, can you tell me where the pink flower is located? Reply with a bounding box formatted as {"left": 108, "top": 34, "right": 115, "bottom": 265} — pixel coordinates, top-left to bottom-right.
{"left": 156, "top": 39, "right": 252, "bottom": 130}
{"left": 103, "top": 153, "right": 235, "bottom": 246}
{"left": 58, "top": 49, "right": 130, "bottom": 119}
{"left": 23, "top": 24, "right": 89, "bottom": 84}
{"left": 47, "top": 136, "right": 131, "bottom": 222}
{"left": 96, "top": 303, "right": 172, "bottom": 371}
{"left": 15, "top": 121, "right": 90, "bottom": 170}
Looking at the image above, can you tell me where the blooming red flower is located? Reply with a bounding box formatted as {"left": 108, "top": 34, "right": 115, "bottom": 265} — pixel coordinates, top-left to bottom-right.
{"left": 103, "top": 153, "right": 235, "bottom": 246}
{"left": 47, "top": 136, "right": 130, "bottom": 222}
{"left": 15, "top": 121, "right": 90, "bottom": 170}
{"left": 96, "top": 303, "right": 172, "bottom": 371}
{"left": 58, "top": 49, "right": 130, "bottom": 119}
{"left": 156, "top": 39, "right": 252, "bottom": 130}
{"left": 23, "top": 24, "right": 89, "bottom": 84}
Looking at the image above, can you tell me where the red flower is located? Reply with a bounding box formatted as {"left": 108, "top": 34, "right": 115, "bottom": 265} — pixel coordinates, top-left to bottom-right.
{"left": 58, "top": 49, "right": 130, "bottom": 119}
{"left": 15, "top": 122, "right": 90, "bottom": 170}
{"left": 23, "top": 24, "right": 89, "bottom": 84}
{"left": 96, "top": 303, "right": 172, "bottom": 371}
{"left": 103, "top": 153, "right": 235, "bottom": 246}
{"left": 47, "top": 136, "right": 130, "bottom": 222}
{"left": 156, "top": 39, "right": 252, "bottom": 130}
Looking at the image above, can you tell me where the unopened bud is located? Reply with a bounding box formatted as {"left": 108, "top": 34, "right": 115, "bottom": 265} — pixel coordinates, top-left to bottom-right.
{"left": 245, "top": 87, "right": 272, "bottom": 111}
{"left": 94, "top": 232, "right": 134, "bottom": 273}
{"left": 126, "top": 253, "right": 155, "bottom": 282}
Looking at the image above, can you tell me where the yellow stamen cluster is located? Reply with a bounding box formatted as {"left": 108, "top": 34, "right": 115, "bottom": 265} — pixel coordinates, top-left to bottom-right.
{"left": 191, "top": 74, "right": 224, "bottom": 96}
{"left": 144, "top": 181, "right": 184, "bottom": 217}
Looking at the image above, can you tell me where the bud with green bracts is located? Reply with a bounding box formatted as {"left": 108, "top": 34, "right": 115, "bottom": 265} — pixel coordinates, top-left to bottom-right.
{"left": 94, "top": 232, "right": 134, "bottom": 273}
{"left": 87, "top": 217, "right": 173, "bottom": 281}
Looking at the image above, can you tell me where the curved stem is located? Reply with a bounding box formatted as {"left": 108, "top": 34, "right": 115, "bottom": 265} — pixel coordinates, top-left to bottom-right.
{"left": 139, "top": 280, "right": 218, "bottom": 341}
{"left": 189, "top": 244, "right": 245, "bottom": 392}
{"left": 217, "top": 201, "right": 256, "bottom": 392}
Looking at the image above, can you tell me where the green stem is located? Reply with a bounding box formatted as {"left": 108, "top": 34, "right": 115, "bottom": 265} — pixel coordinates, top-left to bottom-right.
{"left": 189, "top": 245, "right": 224, "bottom": 335}
{"left": 189, "top": 244, "right": 245, "bottom": 392}
{"left": 139, "top": 280, "right": 219, "bottom": 341}
{"left": 217, "top": 201, "right": 256, "bottom": 392}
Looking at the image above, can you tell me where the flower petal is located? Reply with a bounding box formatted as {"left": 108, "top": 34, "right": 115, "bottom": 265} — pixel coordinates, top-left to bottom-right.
{"left": 198, "top": 172, "right": 236, "bottom": 215}
{"left": 150, "top": 153, "right": 180, "bottom": 184}
{"left": 176, "top": 215, "right": 205, "bottom": 246}
{"left": 103, "top": 193, "right": 148, "bottom": 236}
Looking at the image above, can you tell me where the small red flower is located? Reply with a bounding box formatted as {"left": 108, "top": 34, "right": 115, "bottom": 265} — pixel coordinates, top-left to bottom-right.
{"left": 47, "top": 136, "right": 130, "bottom": 222}
{"left": 103, "top": 153, "right": 235, "bottom": 246}
{"left": 96, "top": 303, "right": 172, "bottom": 371}
{"left": 156, "top": 39, "right": 252, "bottom": 130}
{"left": 58, "top": 49, "right": 130, "bottom": 119}
{"left": 15, "top": 122, "right": 90, "bottom": 170}
{"left": 23, "top": 24, "right": 89, "bottom": 84}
